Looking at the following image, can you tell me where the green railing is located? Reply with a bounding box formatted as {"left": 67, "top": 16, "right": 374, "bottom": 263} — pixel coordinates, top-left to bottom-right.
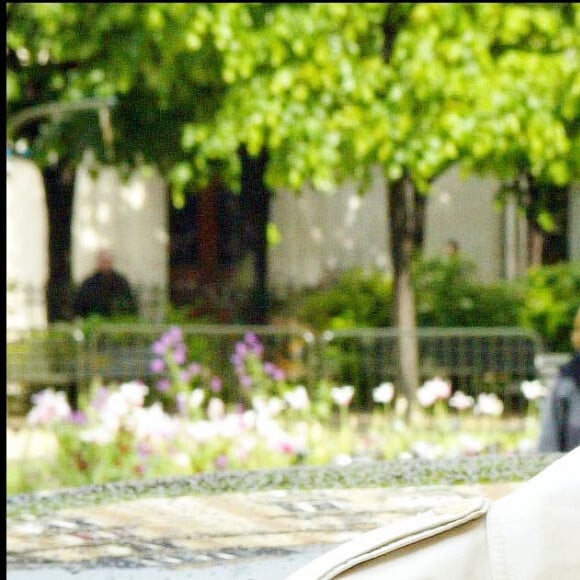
{"left": 7, "top": 323, "right": 544, "bottom": 410}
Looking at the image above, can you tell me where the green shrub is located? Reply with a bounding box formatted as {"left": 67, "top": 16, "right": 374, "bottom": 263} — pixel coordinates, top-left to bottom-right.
{"left": 412, "top": 256, "right": 523, "bottom": 327}
{"left": 295, "top": 268, "right": 393, "bottom": 330}
{"left": 517, "top": 261, "right": 580, "bottom": 353}
{"left": 294, "top": 258, "right": 523, "bottom": 332}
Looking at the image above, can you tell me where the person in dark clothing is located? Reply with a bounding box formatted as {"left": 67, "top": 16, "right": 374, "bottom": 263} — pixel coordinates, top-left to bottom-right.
{"left": 538, "top": 305, "right": 580, "bottom": 453}
{"left": 73, "top": 249, "right": 138, "bottom": 319}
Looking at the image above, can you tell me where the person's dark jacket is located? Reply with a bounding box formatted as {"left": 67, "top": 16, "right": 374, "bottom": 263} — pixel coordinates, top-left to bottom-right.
{"left": 73, "top": 271, "right": 138, "bottom": 319}
{"left": 538, "top": 351, "right": 580, "bottom": 453}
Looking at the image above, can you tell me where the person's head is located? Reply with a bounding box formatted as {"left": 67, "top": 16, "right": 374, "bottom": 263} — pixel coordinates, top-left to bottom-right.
{"left": 96, "top": 249, "right": 115, "bottom": 273}
{"left": 444, "top": 239, "right": 460, "bottom": 257}
{"left": 572, "top": 305, "right": 580, "bottom": 351}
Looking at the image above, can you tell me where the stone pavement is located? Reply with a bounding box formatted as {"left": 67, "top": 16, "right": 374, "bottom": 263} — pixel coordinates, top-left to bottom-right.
{"left": 7, "top": 481, "right": 520, "bottom": 579}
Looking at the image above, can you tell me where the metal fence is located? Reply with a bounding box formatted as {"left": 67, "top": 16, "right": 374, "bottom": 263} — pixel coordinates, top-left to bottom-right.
{"left": 7, "top": 323, "right": 544, "bottom": 411}
{"left": 6, "top": 284, "right": 168, "bottom": 325}
{"left": 318, "top": 327, "right": 542, "bottom": 409}
{"left": 83, "top": 323, "right": 317, "bottom": 391}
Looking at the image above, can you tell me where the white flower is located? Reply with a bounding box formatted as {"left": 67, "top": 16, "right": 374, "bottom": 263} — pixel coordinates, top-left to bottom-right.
{"left": 240, "top": 409, "right": 257, "bottom": 429}
{"left": 333, "top": 454, "right": 353, "bottom": 466}
{"left": 269, "top": 430, "right": 306, "bottom": 455}
{"left": 119, "top": 381, "right": 148, "bottom": 407}
{"left": 331, "top": 385, "right": 355, "bottom": 407}
{"left": 458, "top": 434, "right": 485, "bottom": 456}
{"left": 520, "top": 380, "right": 548, "bottom": 401}
{"left": 189, "top": 388, "right": 205, "bottom": 409}
{"left": 217, "top": 414, "right": 245, "bottom": 439}
{"left": 412, "top": 441, "right": 443, "bottom": 460}
{"left": 267, "top": 396, "right": 286, "bottom": 417}
{"left": 449, "top": 390, "right": 475, "bottom": 411}
{"left": 207, "top": 397, "right": 225, "bottom": 421}
{"left": 372, "top": 382, "right": 395, "bottom": 405}
{"left": 517, "top": 438, "right": 536, "bottom": 453}
{"left": 474, "top": 393, "right": 504, "bottom": 417}
{"left": 284, "top": 385, "right": 310, "bottom": 410}
{"left": 187, "top": 420, "right": 219, "bottom": 442}
{"left": 99, "top": 391, "right": 131, "bottom": 421}
{"left": 171, "top": 452, "right": 191, "bottom": 469}
{"left": 234, "top": 435, "right": 257, "bottom": 460}
{"left": 79, "top": 425, "right": 116, "bottom": 446}
{"left": 133, "top": 403, "right": 179, "bottom": 441}
{"left": 416, "top": 385, "right": 438, "bottom": 408}
{"left": 423, "top": 377, "right": 452, "bottom": 400}
{"left": 26, "top": 389, "right": 72, "bottom": 426}
{"left": 252, "top": 396, "right": 285, "bottom": 418}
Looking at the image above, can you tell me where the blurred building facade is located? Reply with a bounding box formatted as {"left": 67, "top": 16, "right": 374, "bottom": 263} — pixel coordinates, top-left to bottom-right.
{"left": 6, "top": 152, "right": 580, "bottom": 330}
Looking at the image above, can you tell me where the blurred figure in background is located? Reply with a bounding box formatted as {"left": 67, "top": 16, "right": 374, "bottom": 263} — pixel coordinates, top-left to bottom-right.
{"left": 73, "top": 249, "right": 138, "bottom": 319}
{"left": 538, "top": 305, "right": 580, "bottom": 453}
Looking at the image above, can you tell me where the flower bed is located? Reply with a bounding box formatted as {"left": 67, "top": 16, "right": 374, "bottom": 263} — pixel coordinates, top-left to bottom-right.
{"left": 8, "top": 329, "right": 547, "bottom": 495}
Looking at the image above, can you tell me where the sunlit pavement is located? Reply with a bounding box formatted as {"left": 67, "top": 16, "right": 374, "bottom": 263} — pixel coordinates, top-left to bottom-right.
{"left": 7, "top": 482, "right": 519, "bottom": 579}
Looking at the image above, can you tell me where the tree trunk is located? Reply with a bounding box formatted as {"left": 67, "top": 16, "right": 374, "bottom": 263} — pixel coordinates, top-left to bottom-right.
{"left": 523, "top": 171, "right": 545, "bottom": 268}
{"left": 43, "top": 160, "right": 75, "bottom": 322}
{"left": 388, "top": 174, "right": 421, "bottom": 415}
{"left": 239, "top": 146, "right": 272, "bottom": 324}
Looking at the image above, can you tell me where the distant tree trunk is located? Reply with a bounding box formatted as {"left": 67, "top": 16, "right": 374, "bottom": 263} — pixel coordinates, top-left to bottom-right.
{"left": 43, "top": 159, "right": 75, "bottom": 322}
{"left": 525, "top": 173, "right": 544, "bottom": 267}
{"left": 239, "top": 146, "right": 272, "bottom": 324}
{"left": 388, "top": 173, "right": 421, "bottom": 414}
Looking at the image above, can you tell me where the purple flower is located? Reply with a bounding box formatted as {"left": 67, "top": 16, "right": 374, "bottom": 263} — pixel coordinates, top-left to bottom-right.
{"left": 137, "top": 441, "right": 153, "bottom": 457}
{"left": 250, "top": 343, "right": 264, "bottom": 357}
{"left": 176, "top": 392, "right": 188, "bottom": 415}
{"left": 91, "top": 386, "right": 110, "bottom": 411}
{"left": 215, "top": 454, "right": 229, "bottom": 470}
{"left": 165, "top": 326, "right": 183, "bottom": 345}
{"left": 188, "top": 363, "right": 201, "bottom": 377}
{"left": 240, "top": 375, "right": 253, "bottom": 390}
{"left": 263, "top": 362, "right": 275, "bottom": 375}
{"left": 244, "top": 332, "right": 259, "bottom": 345}
{"left": 272, "top": 368, "right": 286, "bottom": 382}
{"left": 151, "top": 340, "right": 167, "bottom": 356}
{"left": 172, "top": 344, "right": 187, "bottom": 365}
{"left": 180, "top": 370, "right": 192, "bottom": 383}
{"left": 70, "top": 410, "right": 88, "bottom": 425}
{"left": 235, "top": 342, "right": 248, "bottom": 356}
{"left": 210, "top": 376, "right": 223, "bottom": 393}
{"left": 230, "top": 353, "right": 243, "bottom": 367}
{"left": 150, "top": 358, "right": 165, "bottom": 374}
{"left": 156, "top": 379, "right": 171, "bottom": 393}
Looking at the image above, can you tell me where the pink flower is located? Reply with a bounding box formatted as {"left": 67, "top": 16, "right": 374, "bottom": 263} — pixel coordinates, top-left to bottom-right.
{"left": 449, "top": 390, "right": 474, "bottom": 411}
{"left": 417, "top": 377, "right": 451, "bottom": 408}
{"left": 26, "top": 388, "right": 72, "bottom": 426}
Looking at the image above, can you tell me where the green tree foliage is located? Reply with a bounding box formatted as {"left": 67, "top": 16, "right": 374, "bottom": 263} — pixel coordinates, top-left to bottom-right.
{"left": 463, "top": 4, "right": 580, "bottom": 263}
{"left": 518, "top": 262, "right": 580, "bottom": 352}
{"left": 7, "top": 3, "right": 578, "bottom": 396}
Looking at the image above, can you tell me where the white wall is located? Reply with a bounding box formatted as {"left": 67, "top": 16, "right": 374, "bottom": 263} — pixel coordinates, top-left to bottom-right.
{"left": 71, "top": 151, "right": 169, "bottom": 316}
{"left": 269, "top": 164, "right": 511, "bottom": 295}
{"left": 6, "top": 156, "right": 49, "bottom": 330}
{"left": 269, "top": 167, "right": 390, "bottom": 295}
{"left": 423, "top": 166, "right": 507, "bottom": 282}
